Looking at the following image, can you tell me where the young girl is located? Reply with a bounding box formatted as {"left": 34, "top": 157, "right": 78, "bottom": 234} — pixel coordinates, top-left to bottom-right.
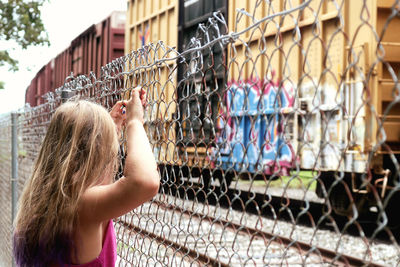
{"left": 13, "top": 87, "right": 160, "bottom": 266}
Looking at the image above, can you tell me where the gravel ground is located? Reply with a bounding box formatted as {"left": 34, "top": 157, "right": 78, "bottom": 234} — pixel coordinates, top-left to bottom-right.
{"left": 114, "top": 192, "right": 400, "bottom": 266}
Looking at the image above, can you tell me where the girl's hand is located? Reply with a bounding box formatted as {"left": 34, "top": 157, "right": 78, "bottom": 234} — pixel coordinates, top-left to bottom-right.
{"left": 110, "top": 101, "right": 127, "bottom": 136}
{"left": 125, "top": 87, "right": 147, "bottom": 124}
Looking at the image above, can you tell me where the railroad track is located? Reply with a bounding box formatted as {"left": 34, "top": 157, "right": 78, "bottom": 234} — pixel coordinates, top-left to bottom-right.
{"left": 115, "top": 198, "right": 386, "bottom": 266}
{"left": 160, "top": 181, "right": 399, "bottom": 243}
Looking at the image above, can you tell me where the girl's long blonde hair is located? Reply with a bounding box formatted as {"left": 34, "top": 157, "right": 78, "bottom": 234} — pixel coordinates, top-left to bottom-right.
{"left": 13, "top": 100, "right": 119, "bottom": 266}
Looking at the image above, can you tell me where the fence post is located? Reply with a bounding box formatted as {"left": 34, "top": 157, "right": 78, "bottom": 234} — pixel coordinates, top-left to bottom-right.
{"left": 11, "top": 112, "right": 18, "bottom": 267}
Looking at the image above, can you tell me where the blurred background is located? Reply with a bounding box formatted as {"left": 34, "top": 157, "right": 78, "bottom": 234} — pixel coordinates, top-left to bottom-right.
{"left": 0, "top": 0, "right": 126, "bottom": 114}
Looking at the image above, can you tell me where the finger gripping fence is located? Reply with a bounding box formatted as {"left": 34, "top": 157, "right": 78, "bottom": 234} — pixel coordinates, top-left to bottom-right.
{"left": 1, "top": 0, "right": 400, "bottom": 266}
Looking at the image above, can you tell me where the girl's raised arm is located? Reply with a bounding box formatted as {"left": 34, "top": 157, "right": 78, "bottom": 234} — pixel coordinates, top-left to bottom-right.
{"left": 79, "top": 87, "right": 160, "bottom": 223}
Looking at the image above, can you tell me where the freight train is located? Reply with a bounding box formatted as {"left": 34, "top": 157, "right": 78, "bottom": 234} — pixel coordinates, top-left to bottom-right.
{"left": 125, "top": 0, "right": 400, "bottom": 223}
{"left": 25, "top": 11, "right": 126, "bottom": 107}
{"left": 25, "top": 1, "right": 400, "bottom": 223}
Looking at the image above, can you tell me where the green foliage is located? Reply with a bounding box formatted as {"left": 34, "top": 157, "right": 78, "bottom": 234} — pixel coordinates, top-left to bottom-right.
{"left": 239, "top": 171, "right": 317, "bottom": 191}
{"left": 270, "top": 171, "right": 317, "bottom": 191}
{"left": 0, "top": 0, "right": 50, "bottom": 88}
{"left": 0, "top": 50, "right": 18, "bottom": 71}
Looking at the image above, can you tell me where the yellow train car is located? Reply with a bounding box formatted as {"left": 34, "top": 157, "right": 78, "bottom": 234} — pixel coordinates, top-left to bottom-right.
{"left": 228, "top": 0, "right": 400, "bottom": 168}
{"left": 225, "top": 0, "right": 400, "bottom": 214}
{"left": 125, "top": 0, "right": 179, "bottom": 166}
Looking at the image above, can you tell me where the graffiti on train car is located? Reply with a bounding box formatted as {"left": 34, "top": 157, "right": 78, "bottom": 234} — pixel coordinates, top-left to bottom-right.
{"left": 211, "top": 73, "right": 296, "bottom": 176}
{"left": 139, "top": 25, "right": 150, "bottom": 47}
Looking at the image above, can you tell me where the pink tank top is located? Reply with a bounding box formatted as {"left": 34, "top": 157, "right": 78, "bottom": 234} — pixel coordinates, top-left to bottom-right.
{"left": 71, "top": 220, "right": 117, "bottom": 267}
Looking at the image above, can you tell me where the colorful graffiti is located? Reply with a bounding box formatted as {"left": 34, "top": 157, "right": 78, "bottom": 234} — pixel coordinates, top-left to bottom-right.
{"left": 211, "top": 75, "right": 296, "bottom": 176}
{"left": 139, "top": 25, "right": 150, "bottom": 46}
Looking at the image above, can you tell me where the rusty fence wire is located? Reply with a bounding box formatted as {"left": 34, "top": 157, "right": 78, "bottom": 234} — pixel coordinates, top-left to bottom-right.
{"left": 0, "top": 0, "right": 400, "bottom": 266}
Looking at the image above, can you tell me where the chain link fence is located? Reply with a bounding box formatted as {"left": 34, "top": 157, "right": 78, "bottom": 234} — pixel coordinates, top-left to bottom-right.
{"left": 1, "top": 0, "right": 400, "bottom": 266}
{"left": 0, "top": 114, "right": 12, "bottom": 267}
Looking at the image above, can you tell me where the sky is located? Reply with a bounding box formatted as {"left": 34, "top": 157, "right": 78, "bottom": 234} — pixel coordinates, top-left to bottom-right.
{"left": 0, "top": 0, "right": 126, "bottom": 114}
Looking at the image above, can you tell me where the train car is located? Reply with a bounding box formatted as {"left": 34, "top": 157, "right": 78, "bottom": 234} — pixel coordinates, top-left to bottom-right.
{"left": 25, "top": 11, "right": 126, "bottom": 106}
{"left": 54, "top": 11, "right": 126, "bottom": 89}
{"left": 25, "top": 77, "right": 37, "bottom": 107}
{"left": 124, "top": 0, "right": 180, "bottom": 180}
{"left": 221, "top": 0, "right": 400, "bottom": 218}
{"left": 177, "top": 0, "right": 228, "bottom": 178}
{"left": 25, "top": 61, "right": 53, "bottom": 107}
{"left": 126, "top": 0, "right": 400, "bottom": 220}
{"left": 205, "top": 0, "right": 400, "bottom": 218}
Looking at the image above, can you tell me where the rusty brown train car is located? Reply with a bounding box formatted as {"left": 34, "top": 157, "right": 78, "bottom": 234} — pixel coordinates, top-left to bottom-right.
{"left": 25, "top": 11, "right": 126, "bottom": 107}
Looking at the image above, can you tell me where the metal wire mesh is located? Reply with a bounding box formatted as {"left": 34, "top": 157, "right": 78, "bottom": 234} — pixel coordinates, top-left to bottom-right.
{"left": 1, "top": 0, "right": 400, "bottom": 266}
